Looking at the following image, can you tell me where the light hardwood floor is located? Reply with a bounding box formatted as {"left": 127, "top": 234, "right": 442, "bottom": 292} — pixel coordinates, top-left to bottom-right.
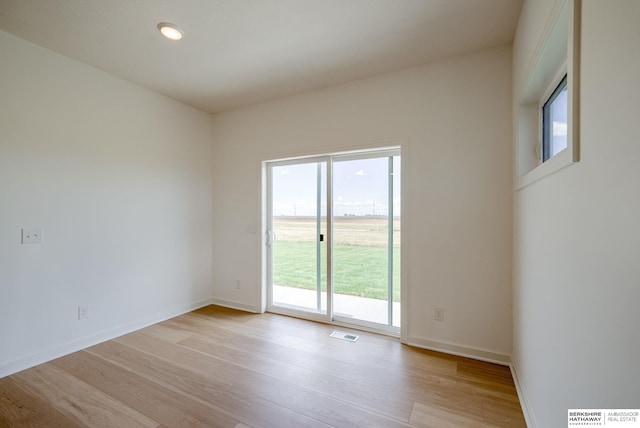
{"left": 0, "top": 305, "right": 526, "bottom": 427}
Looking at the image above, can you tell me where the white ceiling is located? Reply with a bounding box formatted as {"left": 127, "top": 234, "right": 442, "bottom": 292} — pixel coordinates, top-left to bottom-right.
{"left": 0, "top": 0, "right": 523, "bottom": 114}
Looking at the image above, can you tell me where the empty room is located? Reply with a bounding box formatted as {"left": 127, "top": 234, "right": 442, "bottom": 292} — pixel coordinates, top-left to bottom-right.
{"left": 1, "top": 0, "right": 638, "bottom": 427}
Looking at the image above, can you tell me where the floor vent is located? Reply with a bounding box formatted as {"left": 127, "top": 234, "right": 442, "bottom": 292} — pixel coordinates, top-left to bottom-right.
{"left": 330, "top": 331, "right": 359, "bottom": 342}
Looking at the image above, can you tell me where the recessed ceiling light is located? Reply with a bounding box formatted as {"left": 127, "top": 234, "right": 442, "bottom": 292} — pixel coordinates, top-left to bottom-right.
{"left": 157, "top": 22, "right": 183, "bottom": 41}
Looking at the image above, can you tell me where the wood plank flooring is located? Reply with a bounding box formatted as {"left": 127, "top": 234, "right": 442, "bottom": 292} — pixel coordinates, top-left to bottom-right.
{"left": 0, "top": 305, "right": 526, "bottom": 427}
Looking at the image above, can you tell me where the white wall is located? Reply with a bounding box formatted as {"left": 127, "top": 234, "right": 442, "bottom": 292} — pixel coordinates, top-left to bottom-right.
{"left": 0, "top": 31, "right": 215, "bottom": 376}
{"left": 512, "top": 1, "right": 640, "bottom": 426}
{"left": 210, "top": 46, "right": 514, "bottom": 363}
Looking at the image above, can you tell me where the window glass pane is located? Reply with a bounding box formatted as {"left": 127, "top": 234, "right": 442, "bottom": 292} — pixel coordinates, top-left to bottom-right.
{"left": 542, "top": 75, "right": 568, "bottom": 162}
{"left": 549, "top": 86, "right": 568, "bottom": 156}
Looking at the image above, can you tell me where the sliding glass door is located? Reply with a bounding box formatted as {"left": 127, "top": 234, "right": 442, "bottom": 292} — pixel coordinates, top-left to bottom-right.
{"left": 268, "top": 159, "right": 329, "bottom": 317}
{"left": 332, "top": 154, "right": 400, "bottom": 327}
{"left": 266, "top": 149, "right": 400, "bottom": 331}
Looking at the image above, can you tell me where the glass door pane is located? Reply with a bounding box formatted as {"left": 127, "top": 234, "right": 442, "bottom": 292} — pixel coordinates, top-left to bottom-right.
{"left": 332, "top": 155, "right": 400, "bottom": 327}
{"left": 270, "top": 162, "right": 327, "bottom": 315}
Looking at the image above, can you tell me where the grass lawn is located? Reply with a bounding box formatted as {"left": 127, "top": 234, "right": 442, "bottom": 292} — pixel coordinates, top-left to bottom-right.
{"left": 273, "top": 240, "right": 400, "bottom": 302}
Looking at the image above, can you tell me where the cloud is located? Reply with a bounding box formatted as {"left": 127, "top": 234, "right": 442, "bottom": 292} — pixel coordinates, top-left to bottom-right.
{"left": 279, "top": 168, "right": 292, "bottom": 176}
{"left": 355, "top": 170, "right": 366, "bottom": 176}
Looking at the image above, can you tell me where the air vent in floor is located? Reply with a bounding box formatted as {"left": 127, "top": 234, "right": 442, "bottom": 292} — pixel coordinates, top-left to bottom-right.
{"left": 330, "top": 331, "right": 359, "bottom": 342}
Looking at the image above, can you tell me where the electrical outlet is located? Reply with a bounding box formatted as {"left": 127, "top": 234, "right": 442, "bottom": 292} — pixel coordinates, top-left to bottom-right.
{"left": 22, "top": 228, "right": 43, "bottom": 244}
{"left": 235, "top": 280, "right": 241, "bottom": 290}
{"left": 78, "top": 305, "right": 89, "bottom": 320}
{"left": 434, "top": 308, "right": 444, "bottom": 322}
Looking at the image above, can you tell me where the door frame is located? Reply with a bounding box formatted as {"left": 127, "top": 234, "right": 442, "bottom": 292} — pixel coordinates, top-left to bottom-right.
{"left": 261, "top": 144, "right": 406, "bottom": 338}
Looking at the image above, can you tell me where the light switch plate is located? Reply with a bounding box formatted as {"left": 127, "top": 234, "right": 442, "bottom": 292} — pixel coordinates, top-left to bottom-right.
{"left": 78, "top": 305, "right": 89, "bottom": 320}
{"left": 22, "top": 228, "right": 43, "bottom": 244}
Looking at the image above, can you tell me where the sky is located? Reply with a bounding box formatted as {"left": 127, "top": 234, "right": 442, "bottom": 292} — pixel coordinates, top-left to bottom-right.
{"left": 272, "top": 156, "right": 400, "bottom": 217}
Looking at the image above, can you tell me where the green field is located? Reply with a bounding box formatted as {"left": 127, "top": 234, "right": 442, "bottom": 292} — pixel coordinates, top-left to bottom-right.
{"left": 273, "top": 216, "right": 400, "bottom": 302}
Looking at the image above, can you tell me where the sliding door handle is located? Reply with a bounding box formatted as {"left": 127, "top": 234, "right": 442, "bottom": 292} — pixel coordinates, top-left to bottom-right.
{"left": 266, "top": 230, "right": 277, "bottom": 247}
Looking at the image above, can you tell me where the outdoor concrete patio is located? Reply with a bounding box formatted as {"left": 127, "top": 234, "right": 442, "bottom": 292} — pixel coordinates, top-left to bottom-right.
{"left": 273, "top": 285, "right": 400, "bottom": 327}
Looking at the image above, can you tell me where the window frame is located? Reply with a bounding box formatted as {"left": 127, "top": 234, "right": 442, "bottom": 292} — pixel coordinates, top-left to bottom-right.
{"left": 515, "top": 0, "right": 581, "bottom": 190}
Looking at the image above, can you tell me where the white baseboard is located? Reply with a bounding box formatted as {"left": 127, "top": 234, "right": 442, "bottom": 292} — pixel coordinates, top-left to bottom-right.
{"left": 510, "top": 361, "right": 536, "bottom": 428}
{"left": 211, "top": 298, "right": 260, "bottom": 313}
{"left": 406, "top": 335, "right": 511, "bottom": 366}
{"left": 0, "top": 298, "right": 213, "bottom": 378}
